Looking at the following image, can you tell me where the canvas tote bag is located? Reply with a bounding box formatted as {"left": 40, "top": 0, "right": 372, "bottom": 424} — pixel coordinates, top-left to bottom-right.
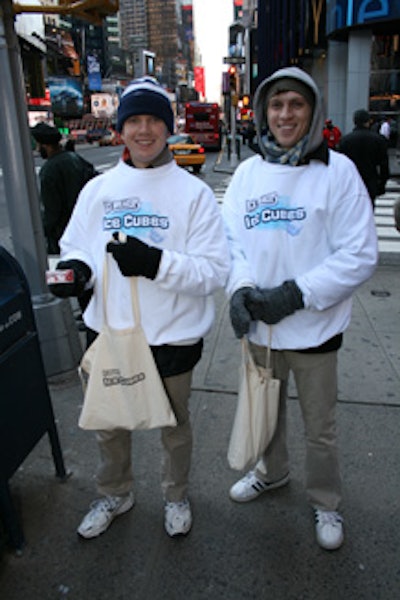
{"left": 78, "top": 256, "right": 177, "bottom": 431}
{"left": 227, "top": 332, "right": 280, "bottom": 470}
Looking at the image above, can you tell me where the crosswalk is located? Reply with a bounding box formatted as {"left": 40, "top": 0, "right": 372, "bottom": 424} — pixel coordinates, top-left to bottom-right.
{"left": 212, "top": 175, "right": 232, "bottom": 205}
{"left": 212, "top": 176, "right": 400, "bottom": 261}
{"left": 375, "top": 179, "right": 400, "bottom": 259}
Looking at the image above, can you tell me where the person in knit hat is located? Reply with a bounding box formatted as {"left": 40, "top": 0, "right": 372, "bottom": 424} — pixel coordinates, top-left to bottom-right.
{"left": 31, "top": 122, "right": 92, "bottom": 255}
{"left": 222, "top": 66, "right": 378, "bottom": 551}
{"left": 47, "top": 76, "right": 230, "bottom": 539}
{"left": 116, "top": 76, "right": 174, "bottom": 135}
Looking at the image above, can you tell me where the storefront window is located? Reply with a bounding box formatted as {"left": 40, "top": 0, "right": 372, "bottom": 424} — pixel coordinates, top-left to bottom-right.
{"left": 370, "top": 35, "right": 400, "bottom": 146}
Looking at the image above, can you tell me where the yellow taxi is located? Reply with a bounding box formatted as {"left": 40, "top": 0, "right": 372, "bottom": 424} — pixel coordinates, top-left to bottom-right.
{"left": 168, "top": 134, "right": 206, "bottom": 174}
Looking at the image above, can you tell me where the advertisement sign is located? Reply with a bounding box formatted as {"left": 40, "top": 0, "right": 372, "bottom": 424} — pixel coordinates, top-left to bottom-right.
{"left": 194, "top": 66, "right": 205, "bottom": 98}
{"left": 48, "top": 77, "right": 83, "bottom": 117}
{"left": 91, "top": 93, "right": 119, "bottom": 118}
{"left": 182, "top": 4, "right": 194, "bottom": 42}
{"left": 327, "top": 0, "right": 400, "bottom": 36}
{"left": 87, "top": 54, "right": 102, "bottom": 91}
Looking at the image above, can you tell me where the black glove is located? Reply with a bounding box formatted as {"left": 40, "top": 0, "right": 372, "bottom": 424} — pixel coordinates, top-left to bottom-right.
{"left": 245, "top": 280, "right": 304, "bottom": 325}
{"left": 106, "top": 232, "right": 162, "bottom": 279}
{"left": 229, "top": 287, "right": 253, "bottom": 339}
{"left": 48, "top": 259, "right": 92, "bottom": 298}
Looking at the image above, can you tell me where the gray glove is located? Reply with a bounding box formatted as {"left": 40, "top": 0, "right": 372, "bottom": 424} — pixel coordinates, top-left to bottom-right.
{"left": 245, "top": 280, "right": 304, "bottom": 325}
{"left": 229, "top": 287, "right": 253, "bottom": 338}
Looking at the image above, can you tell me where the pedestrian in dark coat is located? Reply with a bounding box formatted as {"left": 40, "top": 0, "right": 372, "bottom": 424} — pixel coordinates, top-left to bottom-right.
{"left": 339, "top": 109, "right": 389, "bottom": 209}
{"left": 31, "top": 122, "right": 97, "bottom": 254}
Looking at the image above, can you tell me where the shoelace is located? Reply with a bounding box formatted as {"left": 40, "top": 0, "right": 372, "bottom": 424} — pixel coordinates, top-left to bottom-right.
{"left": 315, "top": 510, "right": 343, "bottom": 526}
{"left": 166, "top": 500, "right": 189, "bottom": 510}
{"left": 90, "top": 496, "right": 120, "bottom": 513}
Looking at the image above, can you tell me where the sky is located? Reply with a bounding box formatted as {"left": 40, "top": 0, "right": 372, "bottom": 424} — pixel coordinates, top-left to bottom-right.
{"left": 192, "top": 0, "right": 234, "bottom": 103}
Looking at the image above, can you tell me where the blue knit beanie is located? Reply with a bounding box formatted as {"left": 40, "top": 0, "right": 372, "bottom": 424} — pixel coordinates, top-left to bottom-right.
{"left": 116, "top": 77, "right": 174, "bottom": 134}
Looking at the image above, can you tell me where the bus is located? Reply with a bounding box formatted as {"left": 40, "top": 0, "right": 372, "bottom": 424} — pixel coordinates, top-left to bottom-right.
{"left": 184, "top": 102, "right": 222, "bottom": 150}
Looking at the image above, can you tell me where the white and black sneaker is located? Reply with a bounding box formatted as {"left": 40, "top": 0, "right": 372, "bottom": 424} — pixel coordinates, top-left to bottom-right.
{"left": 229, "top": 470, "right": 289, "bottom": 503}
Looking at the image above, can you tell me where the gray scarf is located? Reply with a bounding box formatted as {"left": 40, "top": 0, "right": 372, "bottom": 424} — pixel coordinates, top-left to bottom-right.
{"left": 261, "top": 133, "right": 309, "bottom": 166}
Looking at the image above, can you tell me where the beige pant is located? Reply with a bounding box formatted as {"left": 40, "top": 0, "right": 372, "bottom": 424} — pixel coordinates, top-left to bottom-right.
{"left": 95, "top": 370, "right": 193, "bottom": 503}
{"left": 250, "top": 343, "right": 342, "bottom": 511}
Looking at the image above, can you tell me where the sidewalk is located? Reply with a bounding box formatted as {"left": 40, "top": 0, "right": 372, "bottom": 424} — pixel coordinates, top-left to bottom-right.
{"left": 1, "top": 149, "right": 400, "bottom": 599}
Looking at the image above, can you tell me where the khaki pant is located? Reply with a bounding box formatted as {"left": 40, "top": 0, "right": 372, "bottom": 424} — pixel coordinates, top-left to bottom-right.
{"left": 95, "top": 370, "right": 193, "bottom": 503}
{"left": 250, "top": 343, "right": 342, "bottom": 511}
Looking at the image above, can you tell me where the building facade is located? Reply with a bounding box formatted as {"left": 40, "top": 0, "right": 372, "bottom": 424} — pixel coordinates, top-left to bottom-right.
{"left": 119, "top": 0, "right": 190, "bottom": 90}
{"left": 326, "top": 0, "right": 400, "bottom": 136}
{"left": 229, "top": 0, "right": 400, "bottom": 143}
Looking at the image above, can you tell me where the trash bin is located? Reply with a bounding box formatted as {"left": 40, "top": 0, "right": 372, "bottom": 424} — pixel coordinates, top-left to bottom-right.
{"left": 0, "top": 246, "right": 67, "bottom": 552}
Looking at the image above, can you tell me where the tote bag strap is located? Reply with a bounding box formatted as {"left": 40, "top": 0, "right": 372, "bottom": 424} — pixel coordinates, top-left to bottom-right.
{"left": 266, "top": 326, "right": 272, "bottom": 370}
{"left": 102, "top": 252, "right": 141, "bottom": 327}
{"left": 243, "top": 326, "right": 273, "bottom": 370}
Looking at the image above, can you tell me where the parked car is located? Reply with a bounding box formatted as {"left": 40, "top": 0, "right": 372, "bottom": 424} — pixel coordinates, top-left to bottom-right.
{"left": 167, "top": 134, "right": 205, "bottom": 173}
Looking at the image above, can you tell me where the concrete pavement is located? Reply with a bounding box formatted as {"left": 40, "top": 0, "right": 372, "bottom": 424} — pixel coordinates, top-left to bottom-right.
{"left": 1, "top": 145, "right": 400, "bottom": 599}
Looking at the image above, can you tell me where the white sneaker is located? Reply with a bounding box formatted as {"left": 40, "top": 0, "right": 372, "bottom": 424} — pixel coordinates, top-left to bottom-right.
{"left": 314, "top": 509, "right": 344, "bottom": 550}
{"left": 77, "top": 492, "right": 135, "bottom": 539}
{"left": 229, "top": 470, "right": 289, "bottom": 503}
{"left": 164, "top": 499, "right": 192, "bottom": 537}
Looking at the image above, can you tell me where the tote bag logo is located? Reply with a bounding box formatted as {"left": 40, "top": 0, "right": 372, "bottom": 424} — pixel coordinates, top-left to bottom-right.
{"left": 102, "top": 368, "right": 145, "bottom": 387}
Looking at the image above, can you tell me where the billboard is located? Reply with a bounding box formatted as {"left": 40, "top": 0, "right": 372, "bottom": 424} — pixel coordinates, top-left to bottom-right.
{"left": 87, "top": 54, "right": 102, "bottom": 91}
{"left": 48, "top": 77, "right": 83, "bottom": 117}
{"left": 194, "top": 66, "right": 205, "bottom": 98}
{"left": 91, "top": 93, "right": 119, "bottom": 118}
{"left": 327, "top": 0, "right": 400, "bottom": 36}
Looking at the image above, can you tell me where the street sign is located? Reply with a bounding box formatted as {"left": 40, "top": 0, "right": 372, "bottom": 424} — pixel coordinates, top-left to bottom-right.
{"left": 223, "top": 56, "right": 245, "bottom": 65}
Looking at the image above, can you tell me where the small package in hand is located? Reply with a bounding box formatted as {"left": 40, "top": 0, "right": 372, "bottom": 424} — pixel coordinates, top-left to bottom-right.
{"left": 46, "top": 269, "right": 75, "bottom": 285}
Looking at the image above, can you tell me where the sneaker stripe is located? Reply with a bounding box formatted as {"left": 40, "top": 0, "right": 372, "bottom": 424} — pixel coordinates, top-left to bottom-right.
{"left": 253, "top": 481, "right": 267, "bottom": 492}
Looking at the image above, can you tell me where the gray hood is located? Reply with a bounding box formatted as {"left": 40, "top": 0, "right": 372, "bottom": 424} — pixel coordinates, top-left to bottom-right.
{"left": 254, "top": 66, "right": 325, "bottom": 161}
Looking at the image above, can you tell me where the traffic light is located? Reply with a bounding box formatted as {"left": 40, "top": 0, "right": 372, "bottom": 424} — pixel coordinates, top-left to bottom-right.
{"left": 242, "top": 95, "right": 250, "bottom": 107}
{"left": 228, "top": 65, "right": 237, "bottom": 92}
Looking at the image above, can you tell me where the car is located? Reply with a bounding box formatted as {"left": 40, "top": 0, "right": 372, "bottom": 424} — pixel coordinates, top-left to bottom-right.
{"left": 167, "top": 134, "right": 205, "bottom": 173}
{"left": 98, "top": 129, "right": 123, "bottom": 146}
{"left": 86, "top": 127, "right": 108, "bottom": 144}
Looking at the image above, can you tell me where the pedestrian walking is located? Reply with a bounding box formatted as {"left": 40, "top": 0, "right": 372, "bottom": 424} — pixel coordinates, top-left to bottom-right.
{"left": 339, "top": 109, "right": 389, "bottom": 209}
{"left": 394, "top": 197, "right": 400, "bottom": 232}
{"left": 47, "top": 77, "right": 230, "bottom": 539}
{"left": 379, "top": 116, "right": 391, "bottom": 141}
{"left": 31, "top": 122, "right": 97, "bottom": 255}
{"left": 222, "top": 66, "right": 378, "bottom": 551}
{"left": 323, "top": 118, "right": 341, "bottom": 149}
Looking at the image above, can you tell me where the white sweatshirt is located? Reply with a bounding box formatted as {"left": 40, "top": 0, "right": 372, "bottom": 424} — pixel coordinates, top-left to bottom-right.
{"left": 222, "top": 150, "right": 378, "bottom": 350}
{"left": 60, "top": 159, "right": 230, "bottom": 345}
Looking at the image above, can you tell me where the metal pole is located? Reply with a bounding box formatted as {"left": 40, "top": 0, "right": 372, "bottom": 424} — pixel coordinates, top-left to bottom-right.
{"left": 0, "top": 2, "right": 46, "bottom": 292}
{"left": 230, "top": 97, "right": 238, "bottom": 168}
{"left": 0, "top": 1, "right": 82, "bottom": 376}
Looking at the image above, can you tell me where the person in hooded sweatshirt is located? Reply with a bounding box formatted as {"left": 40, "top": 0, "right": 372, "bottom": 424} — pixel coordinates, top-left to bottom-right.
{"left": 47, "top": 77, "right": 230, "bottom": 540}
{"left": 222, "top": 67, "right": 378, "bottom": 551}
